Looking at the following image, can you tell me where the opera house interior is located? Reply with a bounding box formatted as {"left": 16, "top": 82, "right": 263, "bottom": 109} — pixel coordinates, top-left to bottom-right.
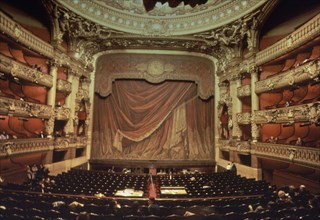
{"left": 0, "top": 0, "right": 319, "bottom": 219}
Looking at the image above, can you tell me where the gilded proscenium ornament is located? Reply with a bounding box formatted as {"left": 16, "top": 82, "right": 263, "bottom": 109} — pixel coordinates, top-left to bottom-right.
{"left": 147, "top": 60, "right": 165, "bottom": 76}
{"left": 253, "top": 142, "right": 320, "bottom": 169}
{"left": 0, "top": 96, "right": 51, "bottom": 119}
{"left": 0, "top": 54, "right": 53, "bottom": 88}
{"left": 56, "top": 0, "right": 268, "bottom": 36}
{"left": 95, "top": 53, "right": 214, "bottom": 99}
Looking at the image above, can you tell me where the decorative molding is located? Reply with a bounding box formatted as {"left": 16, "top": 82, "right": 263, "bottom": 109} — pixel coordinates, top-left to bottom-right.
{"left": 56, "top": 79, "right": 72, "bottom": 95}
{"left": 0, "top": 139, "right": 54, "bottom": 158}
{"left": 253, "top": 102, "right": 320, "bottom": 124}
{"left": 252, "top": 142, "right": 320, "bottom": 169}
{"left": 255, "top": 14, "right": 320, "bottom": 66}
{"left": 76, "top": 88, "right": 89, "bottom": 102}
{"left": 255, "top": 58, "right": 320, "bottom": 94}
{"left": 57, "top": 0, "right": 268, "bottom": 36}
{"left": 0, "top": 97, "right": 52, "bottom": 119}
{"left": 237, "top": 84, "right": 251, "bottom": 98}
{"left": 0, "top": 54, "right": 53, "bottom": 88}
{"left": 0, "top": 11, "right": 54, "bottom": 58}
{"left": 229, "top": 140, "right": 251, "bottom": 154}
{"left": 54, "top": 136, "right": 87, "bottom": 149}
{"left": 0, "top": 11, "right": 90, "bottom": 76}
{"left": 95, "top": 53, "right": 215, "bottom": 99}
{"left": 55, "top": 106, "right": 71, "bottom": 121}
{"left": 236, "top": 112, "right": 252, "bottom": 125}
{"left": 218, "top": 139, "right": 230, "bottom": 151}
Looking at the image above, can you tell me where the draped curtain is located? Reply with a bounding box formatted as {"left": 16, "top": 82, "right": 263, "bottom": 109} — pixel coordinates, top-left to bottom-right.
{"left": 92, "top": 79, "right": 214, "bottom": 160}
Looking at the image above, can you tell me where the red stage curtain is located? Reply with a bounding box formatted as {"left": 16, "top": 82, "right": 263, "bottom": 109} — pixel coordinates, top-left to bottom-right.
{"left": 92, "top": 79, "right": 214, "bottom": 160}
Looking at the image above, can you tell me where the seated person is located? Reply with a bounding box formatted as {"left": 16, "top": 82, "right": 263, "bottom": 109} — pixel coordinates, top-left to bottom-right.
{"left": 147, "top": 197, "right": 160, "bottom": 216}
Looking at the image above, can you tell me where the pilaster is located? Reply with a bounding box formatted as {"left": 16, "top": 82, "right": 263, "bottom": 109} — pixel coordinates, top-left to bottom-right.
{"left": 64, "top": 69, "right": 80, "bottom": 136}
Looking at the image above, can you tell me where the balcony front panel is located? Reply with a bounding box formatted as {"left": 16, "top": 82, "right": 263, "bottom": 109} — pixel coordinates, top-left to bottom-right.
{"left": 0, "top": 54, "right": 53, "bottom": 88}
{"left": 229, "top": 140, "right": 251, "bottom": 154}
{"left": 0, "top": 11, "right": 54, "bottom": 58}
{"left": 0, "top": 97, "right": 52, "bottom": 119}
{"left": 256, "top": 14, "right": 320, "bottom": 66}
{"left": 255, "top": 58, "right": 320, "bottom": 94}
{"left": 253, "top": 102, "right": 320, "bottom": 124}
{"left": 0, "top": 138, "right": 54, "bottom": 158}
{"left": 252, "top": 142, "right": 320, "bottom": 169}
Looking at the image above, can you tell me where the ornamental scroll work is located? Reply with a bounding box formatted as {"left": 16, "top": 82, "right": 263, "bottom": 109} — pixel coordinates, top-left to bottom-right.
{"left": 255, "top": 58, "right": 320, "bottom": 94}
{"left": 253, "top": 142, "right": 320, "bottom": 169}
{"left": 0, "top": 54, "right": 53, "bottom": 88}
{"left": 95, "top": 54, "right": 215, "bottom": 100}
{"left": 0, "top": 139, "right": 54, "bottom": 158}
{"left": 253, "top": 102, "right": 320, "bottom": 124}
{"left": 0, "top": 96, "right": 52, "bottom": 119}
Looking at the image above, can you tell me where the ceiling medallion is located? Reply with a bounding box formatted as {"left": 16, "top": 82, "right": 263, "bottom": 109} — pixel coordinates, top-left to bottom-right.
{"left": 147, "top": 60, "right": 165, "bottom": 76}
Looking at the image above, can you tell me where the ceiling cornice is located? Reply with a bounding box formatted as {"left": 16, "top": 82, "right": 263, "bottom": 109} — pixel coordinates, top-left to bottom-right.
{"left": 56, "top": 0, "right": 268, "bottom": 36}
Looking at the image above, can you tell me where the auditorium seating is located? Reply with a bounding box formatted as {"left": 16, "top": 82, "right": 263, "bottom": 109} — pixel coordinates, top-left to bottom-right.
{"left": 1, "top": 169, "right": 318, "bottom": 219}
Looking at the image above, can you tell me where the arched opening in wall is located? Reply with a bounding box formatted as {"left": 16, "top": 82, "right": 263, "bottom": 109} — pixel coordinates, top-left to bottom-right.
{"left": 92, "top": 52, "right": 215, "bottom": 165}
{"left": 92, "top": 79, "right": 215, "bottom": 162}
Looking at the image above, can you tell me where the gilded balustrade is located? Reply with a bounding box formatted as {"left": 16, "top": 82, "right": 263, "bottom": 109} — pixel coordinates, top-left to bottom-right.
{"left": 237, "top": 84, "right": 251, "bottom": 98}
{"left": 0, "top": 96, "right": 52, "bottom": 119}
{"left": 0, "top": 11, "right": 90, "bottom": 76}
{"left": 255, "top": 58, "right": 320, "bottom": 94}
{"left": 54, "top": 136, "right": 87, "bottom": 150}
{"left": 255, "top": 14, "right": 320, "bottom": 66}
{"left": 56, "top": 79, "right": 72, "bottom": 95}
{"left": 229, "top": 140, "right": 251, "bottom": 154}
{"left": 0, "top": 138, "right": 54, "bottom": 158}
{"left": 0, "top": 11, "right": 54, "bottom": 58}
{"left": 0, "top": 54, "right": 53, "bottom": 88}
{"left": 236, "top": 112, "right": 252, "bottom": 125}
{"left": 253, "top": 102, "right": 320, "bottom": 124}
{"left": 252, "top": 142, "right": 320, "bottom": 169}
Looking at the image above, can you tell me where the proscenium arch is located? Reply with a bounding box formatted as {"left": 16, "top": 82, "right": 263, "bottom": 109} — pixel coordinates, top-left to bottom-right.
{"left": 93, "top": 50, "right": 216, "bottom": 100}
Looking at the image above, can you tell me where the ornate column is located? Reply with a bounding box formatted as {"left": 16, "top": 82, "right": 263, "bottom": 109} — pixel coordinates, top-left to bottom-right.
{"left": 64, "top": 69, "right": 80, "bottom": 136}
{"left": 86, "top": 72, "right": 95, "bottom": 165}
{"left": 45, "top": 60, "right": 58, "bottom": 138}
{"left": 230, "top": 75, "right": 242, "bottom": 140}
{"left": 251, "top": 67, "right": 260, "bottom": 142}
